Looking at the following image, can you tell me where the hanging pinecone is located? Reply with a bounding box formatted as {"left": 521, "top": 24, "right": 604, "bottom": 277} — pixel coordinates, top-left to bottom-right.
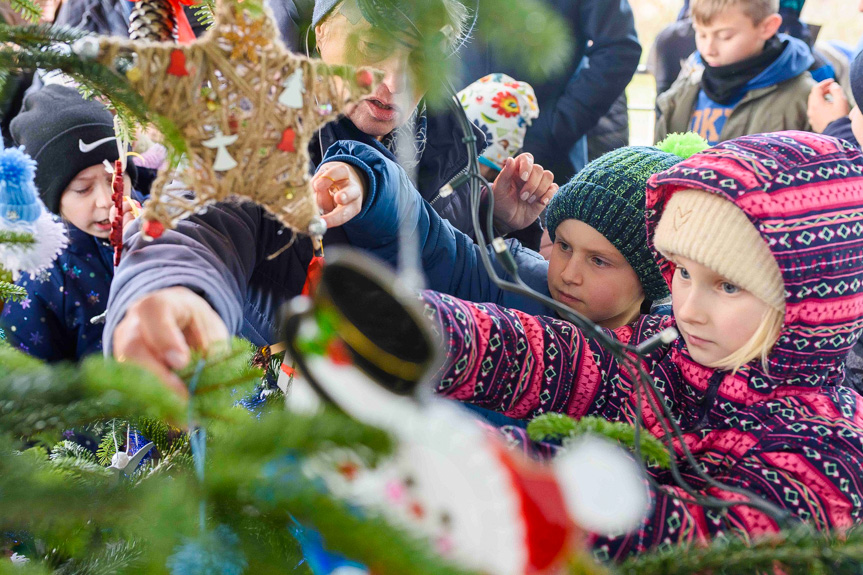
{"left": 128, "top": 0, "right": 176, "bottom": 42}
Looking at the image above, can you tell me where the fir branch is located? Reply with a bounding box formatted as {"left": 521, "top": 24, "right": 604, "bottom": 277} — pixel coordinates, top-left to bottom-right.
{"left": 207, "top": 407, "right": 394, "bottom": 489}
{"left": 0, "top": 229, "right": 36, "bottom": 245}
{"left": 0, "top": 22, "right": 85, "bottom": 46}
{"left": 7, "top": 0, "right": 42, "bottom": 23}
{"left": 48, "top": 453, "right": 112, "bottom": 482}
{"left": 51, "top": 439, "right": 100, "bottom": 465}
{"left": 528, "top": 414, "right": 672, "bottom": 469}
{"left": 0, "top": 346, "right": 186, "bottom": 439}
{"left": 249, "top": 474, "right": 480, "bottom": 575}
{"left": 55, "top": 540, "right": 143, "bottom": 575}
{"left": 0, "top": 280, "right": 26, "bottom": 302}
{"left": 566, "top": 554, "right": 613, "bottom": 575}
{"left": 0, "top": 24, "right": 186, "bottom": 156}
{"left": 192, "top": 0, "right": 216, "bottom": 30}
{"left": 0, "top": 560, "right": 52, "bottom": 575}
{"left": 617, "top": 526, "right": 863, "bottom": 575}
{"left": 136, "top": 417, "right": 187, "bottom": 457}
{"left": 95, "top": 421, "right": 126, "bottom": 466}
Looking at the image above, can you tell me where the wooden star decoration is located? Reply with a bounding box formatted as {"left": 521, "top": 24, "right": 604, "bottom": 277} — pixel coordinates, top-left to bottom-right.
{"left": 94, "top": 0, "right": 379, "bottom": 237}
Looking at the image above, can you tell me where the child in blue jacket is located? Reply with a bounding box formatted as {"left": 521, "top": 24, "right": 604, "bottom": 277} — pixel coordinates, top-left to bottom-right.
{"left": 313, "top": 133, "right": 707, "bottom": 329}
{"left": 0, "top": 85, "right": 143, "bottom": 362}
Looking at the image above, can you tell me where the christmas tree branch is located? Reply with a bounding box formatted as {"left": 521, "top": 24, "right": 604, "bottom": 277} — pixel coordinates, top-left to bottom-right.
{"left": 528, "top": 414, "right": 672, "bottom": 469}
{"left": 0, "top": 281, "right": 26, "bottom": 301}
{"left": 0, "top": 229, "right": 36, "bottom": 245}
{"left": 6, "top": 0, "right": 41, "bottom": 22}
{"left": 192, "top": 0, "right": 216, "bottom": 30}
{"left": 0, "top": 24, "right": 186, "bottom": 156}
{"left": 617, "top": 526, "right": 863, "bottom": 575}
{"left": 245, "top": 473, "right": 481, "bottom": 575}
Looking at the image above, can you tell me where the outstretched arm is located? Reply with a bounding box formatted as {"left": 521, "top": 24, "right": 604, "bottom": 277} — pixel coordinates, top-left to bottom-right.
{"left": 317, "top": 141, "right": 553, "bottom": 314}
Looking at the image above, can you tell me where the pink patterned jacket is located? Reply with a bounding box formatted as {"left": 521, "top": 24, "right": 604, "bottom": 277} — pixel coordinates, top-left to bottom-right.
{"left": 425, "top": 132, "right": 863, "bottom": 558}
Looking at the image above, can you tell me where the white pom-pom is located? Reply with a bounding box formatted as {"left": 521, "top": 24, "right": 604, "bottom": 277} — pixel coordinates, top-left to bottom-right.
{"left": 0, "top": 211, "right": 68, "bottom": 280}
{"left": 554, "top": 435, "right": 649, "bottom": 535}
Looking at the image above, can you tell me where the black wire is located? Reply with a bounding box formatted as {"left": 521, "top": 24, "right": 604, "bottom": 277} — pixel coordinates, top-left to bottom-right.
{"left": 441, "top": 78, "right": 795, "bottom": 527}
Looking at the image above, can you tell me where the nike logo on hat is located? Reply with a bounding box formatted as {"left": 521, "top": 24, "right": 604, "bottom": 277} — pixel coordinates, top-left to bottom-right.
{"left": 78, "top": 136, "right": 116, "bottom": 153}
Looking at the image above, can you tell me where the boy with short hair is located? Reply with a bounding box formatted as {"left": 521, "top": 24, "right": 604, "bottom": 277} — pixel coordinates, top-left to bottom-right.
{"left": 655, "top": 0, "right": 815, "bottom": 145}
{"left": 0, "top": 85, "right": 142, "bottom": 362}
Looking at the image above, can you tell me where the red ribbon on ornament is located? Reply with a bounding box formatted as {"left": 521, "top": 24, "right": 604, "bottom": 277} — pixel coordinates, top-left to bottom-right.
{"left": 130, "top": 0, "right": 197, "bottom": 44}
{"left": 279, "top": 254, "right": 326, "bottom": 378}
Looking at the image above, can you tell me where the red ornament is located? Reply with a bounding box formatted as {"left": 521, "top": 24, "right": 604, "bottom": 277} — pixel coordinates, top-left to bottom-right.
{"left": 492, "top": 443, "right": 575, "bottom": 574}
{"left": 356, "top": 69, "right": 374, "bottom": 88}
{"left": 167, "top": 50, "right": 189, "bottom": 76}
{"left": 278, "top": 127, "right": 296, "bottom": 153}
{"left": 143, "top": 220, "right": 165, "bottom": 240}
{"left": 110, "top": 160, "right": 125, "bottom": 266}
{"left": 228, "top": 114, "right": 239, "bottom": 134}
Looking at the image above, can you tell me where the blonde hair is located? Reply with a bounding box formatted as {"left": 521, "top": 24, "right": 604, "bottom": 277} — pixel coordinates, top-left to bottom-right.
{"left": 690, "top": 0, "right": 779, "bottom": 25}
{"left": 705, "top": 306, "right": 784, "bottom": 374}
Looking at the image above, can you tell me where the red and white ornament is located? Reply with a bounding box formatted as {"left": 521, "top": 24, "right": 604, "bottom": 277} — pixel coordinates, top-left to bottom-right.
{"left": 287, "top": 352, "right": 648, "bottom": 575}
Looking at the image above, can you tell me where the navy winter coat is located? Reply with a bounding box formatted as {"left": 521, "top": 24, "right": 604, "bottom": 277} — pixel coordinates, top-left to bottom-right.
{"left": 457, "top": 0, "right": 641, "bottom": 181}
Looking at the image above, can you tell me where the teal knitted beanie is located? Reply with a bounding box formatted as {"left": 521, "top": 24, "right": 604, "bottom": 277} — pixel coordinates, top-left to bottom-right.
{"left": 545, "top": 133, "right": 708, "bottom": 301}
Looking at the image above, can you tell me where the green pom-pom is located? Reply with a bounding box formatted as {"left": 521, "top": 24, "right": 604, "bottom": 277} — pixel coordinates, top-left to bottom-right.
{"left": 656, "top": 132, "right": 709, "bottom": 160}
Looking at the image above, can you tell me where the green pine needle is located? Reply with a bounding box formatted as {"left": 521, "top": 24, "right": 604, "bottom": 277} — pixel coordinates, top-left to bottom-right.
{"left": 527, "top": 414, "right": 672, "bottom": 469}
{"left": 94, "top": 421, "right": 126, "bottom": 466}
{"left": 0, "top": 23, "right": 186, "bottom": 158}
{"left": 0, "top": 281, "right": 27, "bottom": 302}
{"left": 192, "top": 0, "right": 216, "bottom": 30}
{"left": 0, "top": 229, "right": 36, "bottom": 245}
{"left": 618, "top": 526, "right": 863, "bottom": 575}
{"left": 7, "top": 0, "right": 42, "bottom": 23}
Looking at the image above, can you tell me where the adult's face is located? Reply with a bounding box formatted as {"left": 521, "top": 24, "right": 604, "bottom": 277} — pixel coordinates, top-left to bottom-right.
{"left": 316, "top": 9, "right": 425, "bottom": 138}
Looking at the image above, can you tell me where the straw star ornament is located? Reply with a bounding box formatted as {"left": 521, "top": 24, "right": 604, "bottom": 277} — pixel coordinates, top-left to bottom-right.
{"left": 92, "top": 0, "right": 378, "bottom": 238}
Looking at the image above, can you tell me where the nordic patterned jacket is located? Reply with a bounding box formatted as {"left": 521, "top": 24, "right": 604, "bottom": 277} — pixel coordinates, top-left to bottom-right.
{"left": 423, "top": 132, "right": 863, "bottom": 558}
{"left": 1, "top": 223, "right": 116, "bottom": 362}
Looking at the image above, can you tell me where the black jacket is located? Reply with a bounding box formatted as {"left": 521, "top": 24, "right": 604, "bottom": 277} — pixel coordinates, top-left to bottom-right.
{"left": 457, "top": 0, "right": 641, "bottom": 182}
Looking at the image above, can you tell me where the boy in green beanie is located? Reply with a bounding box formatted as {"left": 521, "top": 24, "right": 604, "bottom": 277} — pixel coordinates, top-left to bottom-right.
{"left": 315, "top": 133, "right": 706, "bottom": 327}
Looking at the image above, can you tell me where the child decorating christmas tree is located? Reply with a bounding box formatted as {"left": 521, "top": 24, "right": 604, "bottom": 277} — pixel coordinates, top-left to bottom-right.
{"left": 389, "top": 131, "right": 863, "bottom": 556}
{"left": 0, "top": 85, "right": 143, "bottom": 362}
{"left": 312, "top": 133, "right": 708, "bottom": 327}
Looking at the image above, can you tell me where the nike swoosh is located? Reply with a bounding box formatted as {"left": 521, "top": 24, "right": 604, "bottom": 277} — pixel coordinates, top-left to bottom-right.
{"left": 78, "top": 136, "right": 116, "bottom": 153}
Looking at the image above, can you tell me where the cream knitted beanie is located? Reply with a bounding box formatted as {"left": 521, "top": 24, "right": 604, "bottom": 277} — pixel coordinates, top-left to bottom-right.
{"left": 653, "top": 189, "right": 785, "bottom": 312}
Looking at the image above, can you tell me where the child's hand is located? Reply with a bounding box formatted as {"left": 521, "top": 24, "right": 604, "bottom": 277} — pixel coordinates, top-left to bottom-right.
{"left": 109, "top": 197, "right": 142, "bottom": 229}
{"left": 312, "top": 162, "right": 365, "bottom": 228}
{"left": 491, "top": 153, "right": 557, "bottom": 235}
{"left": 808, "top": 79, "right": 850, "bottom": 133}
{"left": 112, "top": 286, "right": 230, "bottom": 399}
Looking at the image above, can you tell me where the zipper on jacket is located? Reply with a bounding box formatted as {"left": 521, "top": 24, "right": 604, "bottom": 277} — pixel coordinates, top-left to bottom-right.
{"left": 683, "top": 371, "right": 725, "bottom": 434}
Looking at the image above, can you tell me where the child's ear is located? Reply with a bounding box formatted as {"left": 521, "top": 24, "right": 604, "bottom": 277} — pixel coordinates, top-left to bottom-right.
{"left": 314, "top": 23, "right": 327, "bottom": 48}
{"left": 758, "top": 13, "right": 783, "bottom": 40}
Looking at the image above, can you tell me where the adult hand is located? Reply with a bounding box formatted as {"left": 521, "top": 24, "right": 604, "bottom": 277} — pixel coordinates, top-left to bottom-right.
{"left": 808, "top": 79, "right": 850, "bottom": 134}
{"left": 112, "top": 286, "right": 229, "bottom": 398}
{"left": 491, "top": 153, "right": 557, "bottom": 235}
{"left": 312, "top": 162, "right": 366, "bottom": 228}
